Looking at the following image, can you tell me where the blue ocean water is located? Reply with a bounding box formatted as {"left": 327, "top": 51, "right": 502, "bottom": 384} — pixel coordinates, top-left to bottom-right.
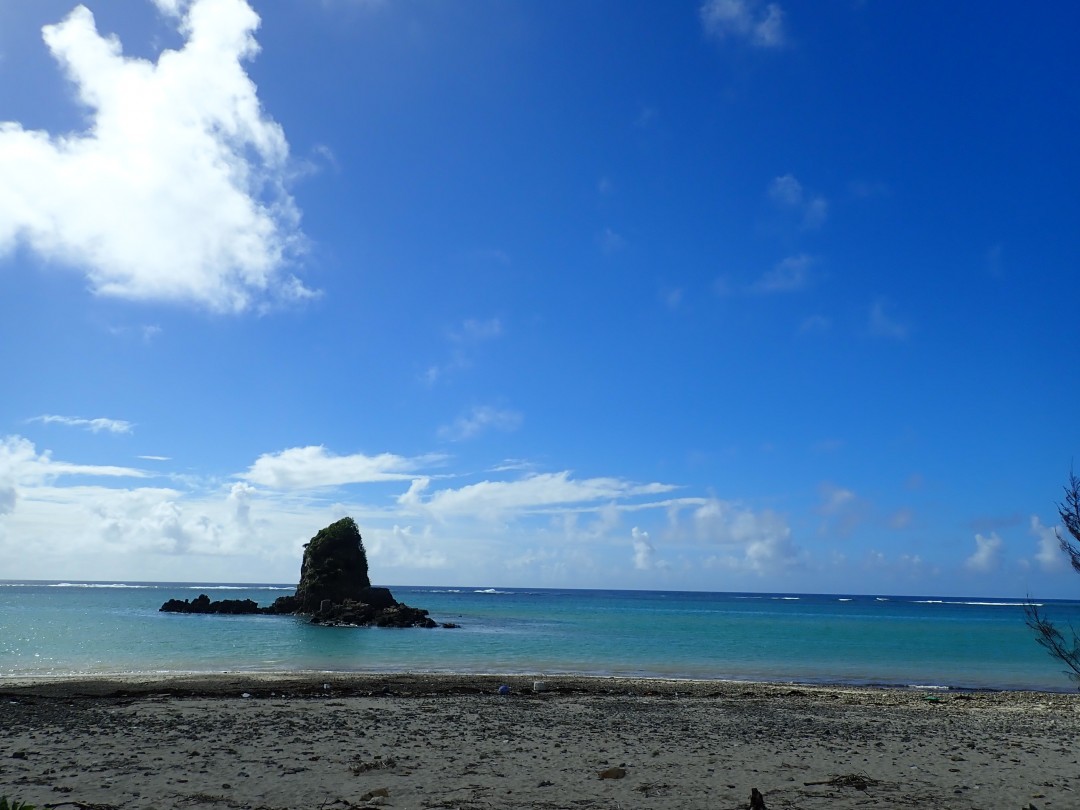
{"left": 1, "top": 581, "right": 1078, "bottom": 692}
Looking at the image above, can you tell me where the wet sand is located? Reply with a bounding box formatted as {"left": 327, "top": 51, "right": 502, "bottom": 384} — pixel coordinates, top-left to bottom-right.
{"left": 1, "top": 673, "right": 1077, "bottom": 809}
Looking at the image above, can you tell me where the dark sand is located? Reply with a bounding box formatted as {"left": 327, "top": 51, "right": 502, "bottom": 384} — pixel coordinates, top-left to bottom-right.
{"left": 1, "top": 674, "right": 1077, "bottom": 809}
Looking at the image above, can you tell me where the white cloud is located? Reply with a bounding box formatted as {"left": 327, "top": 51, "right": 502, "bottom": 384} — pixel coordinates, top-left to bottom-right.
{"left": 0, "top": 0, "right": 310, "bottom": 313}
{"left": 965, "top": 532, "right": 1003, "bottom": 572}
{"left": 439, "top": 405, "right": 523, "bottom": 442}
{"left": 768, "top": 173, "right": 802, "bottom": 206}
{"left": 401, "top": 471, "right": 676, "bottom": 520}
{"left": 750, "top": 254, "right": 813, "bottom": 293}
{"left": 701, "top": 0, "right": 786, "bottom": 48}
{"left": 0, "top": 434, "right": 147, "bottom": 517}
{"left": 30, "top": 414, "right": 134, "bottom": 434}
{"left": 689, "top": 497, "right": 800, "bottom": 574}
{"left": 240, "top": 445, "right": 440, "bottom": 490}
{"left": 365, "top": 524, "right": 448, "bottom": 570}
{"left": 631, "top": 526, "right": 659, "bottom": 570}
{"left": 0, "top": 435, "right": 146, "bottom": 483}
{"left": 1031, "top": 516, "right": 1065, "bottom": 572}
{"left": 768, "top": 174, "right": 827, "bottom": 229}
{"left": 151, "top": 0, "right": 187, "bottom": 15}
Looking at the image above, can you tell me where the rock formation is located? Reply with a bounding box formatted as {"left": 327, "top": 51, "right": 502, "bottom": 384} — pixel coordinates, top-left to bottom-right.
{"left": 160, "top": 517, "right": 444, "bottom": 628}
{"left": 295, "top": 516, "right": 371, "bottom": 611}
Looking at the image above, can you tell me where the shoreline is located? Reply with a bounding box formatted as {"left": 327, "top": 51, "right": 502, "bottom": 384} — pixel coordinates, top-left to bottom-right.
{"left": 2, "top": 670, "right": 1076, "bottom": 701}
{"left": 4, "top": 665, "right": 1073, "bottom": 694}
{"left": 3, "top": 673, "right": 1077, "bottom": 809}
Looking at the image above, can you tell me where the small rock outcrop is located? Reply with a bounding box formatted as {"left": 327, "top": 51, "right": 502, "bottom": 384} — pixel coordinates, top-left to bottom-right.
{"left": 160, "top": 517, "right": 441, "bottom": 628}
{"left": 159, "top": 595, "right": 262, "bottom": 615}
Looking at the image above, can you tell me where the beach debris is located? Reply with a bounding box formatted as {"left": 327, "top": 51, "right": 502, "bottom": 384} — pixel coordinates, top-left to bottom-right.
{"left": 748, "top": 786, "right": 767, "bottom": 809}
{"left": 533, "top": 680, "right": 547, "bottom": 693}
{"left": 804, "top": 773, "right": 876, "bottom": 791}
{"left": 598, "top": 766, "right": 627, "bottom": 780}
{"left": 497, "top": 684, "right": 511, "bottom": 695}
{"left": 350, "top": 756, "right": 396, "bottom": 775}
{"left": 359, "top": 787, "right": 390, "bottom": 801}
{"left": 634, "top": 780, "right": 670, "bottom": 797}
{"left": 241, "top": 692, "right": 252, "bottom": 699}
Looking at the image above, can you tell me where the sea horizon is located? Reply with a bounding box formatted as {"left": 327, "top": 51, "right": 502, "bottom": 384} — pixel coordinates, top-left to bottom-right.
{"left": 3, "top": 578, "right": 1070, "bottom": 603}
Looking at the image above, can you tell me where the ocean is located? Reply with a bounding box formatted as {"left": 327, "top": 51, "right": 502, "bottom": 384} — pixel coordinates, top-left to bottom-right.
{"left": 2, "top": 581, "right": 1078, "bottom": 692}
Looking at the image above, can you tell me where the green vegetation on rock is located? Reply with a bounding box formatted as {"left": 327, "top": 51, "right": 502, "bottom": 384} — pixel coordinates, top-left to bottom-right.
{"left": 295, "top": 516, "right": 371, "bottom": 612}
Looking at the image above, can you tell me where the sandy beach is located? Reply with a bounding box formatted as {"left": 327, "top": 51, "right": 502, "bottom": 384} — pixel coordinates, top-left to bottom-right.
{"left": 1, "top": 674, "right": 1077, "bottom": 809}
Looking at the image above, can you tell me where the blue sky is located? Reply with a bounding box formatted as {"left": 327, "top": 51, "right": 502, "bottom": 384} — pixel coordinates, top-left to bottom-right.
{"left": 0, "top": 0, "right": 1077, "bottom": 596}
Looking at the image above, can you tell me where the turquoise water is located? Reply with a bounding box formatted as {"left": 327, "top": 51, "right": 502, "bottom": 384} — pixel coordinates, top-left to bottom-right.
{"left": 2, "top": 581, "right": 1078, "bottom": 692}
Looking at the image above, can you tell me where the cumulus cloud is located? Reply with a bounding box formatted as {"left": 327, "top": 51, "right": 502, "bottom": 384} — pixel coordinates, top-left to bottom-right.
{"left": 438, "top": 405, "right": 523, "bottom": 442}
{"left": 688, "top": 497, "right": 800, "bottom": 574}
{"left": 240, "top": 445, "right": 439, "bottom": 490}
{"left": 965, "top": 532, "right": 1003, "bottom": 572}
{"left": 30, "top": 414, "right": 134, "bottom": 434}
{"left": 701, "top": 0, "right": 786, "bottom": 48}
{"left": 364, "top": 524, "right": 448, "bottom": 570}
{"left": 0, "top": 480, "right": 15, "bottom": 516}
{"left": 631, "top": 527, "right": 660, "bottom": 570}
{"left": 0, "top": 0, "right": 311, "bottom": 312}
{"left": 1031, "top": 516, "right": 1066, "bottom": 572}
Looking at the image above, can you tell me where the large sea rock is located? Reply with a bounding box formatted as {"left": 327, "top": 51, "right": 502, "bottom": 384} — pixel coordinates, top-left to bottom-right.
{"left": 160, "top": 517, "right": 441, "bottom": 628}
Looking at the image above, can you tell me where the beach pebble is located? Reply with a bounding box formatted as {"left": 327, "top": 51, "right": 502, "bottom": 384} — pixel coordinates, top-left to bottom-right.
{"left": 598, "top": 766, "right": 626, "bottom": 779}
